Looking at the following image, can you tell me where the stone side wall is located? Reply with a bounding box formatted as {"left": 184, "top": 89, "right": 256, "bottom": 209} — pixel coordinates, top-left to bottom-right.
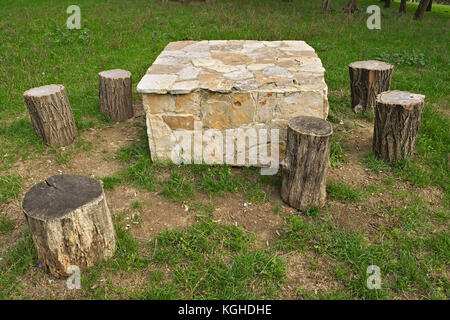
{"left": 143, "top": 87, "right": 328, "bottom": 166}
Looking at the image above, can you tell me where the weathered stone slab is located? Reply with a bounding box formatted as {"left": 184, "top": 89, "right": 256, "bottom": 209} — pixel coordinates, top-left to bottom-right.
{"left": 138, "top": 40, "right": 329, "bottom": 167}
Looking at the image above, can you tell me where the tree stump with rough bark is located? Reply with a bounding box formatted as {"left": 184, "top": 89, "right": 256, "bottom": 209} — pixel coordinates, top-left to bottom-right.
{"left": 322, "top": 0, "right": 332, "bottom": 13}
{"left": 22, "top": 174, "right": 116, "bottom": 277}
{"left": 414, "top": 0, "right": 432, "bottom": 20}
{"left": 23, "top": 84, "right": 78, "bottom": 147}
{"left": 98, "top": 69, "right": 133, "bottom": 121}
{"left": 349, "top": 60, "right": 394, "bottom": 113}
{"left": 373, "top": 90, "right": 425, "bottom": 162}
{"left": 343, "top": 0, "right": 358, "bottom": 13}
{"left": 400, "top": 0, "right": 407, "bottom": 13}
{"left": 281, "top": 116, "right": 333, "bottom": 211}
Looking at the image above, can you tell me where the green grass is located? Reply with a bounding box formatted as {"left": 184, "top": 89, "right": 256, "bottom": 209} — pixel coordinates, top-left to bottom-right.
{"left": 327, "top": 181, "right": 364, "bottom": 202}
{"left": 0, "top": 216, "right": 15, "bottom": 235}
{"left": 0, "top": 231, "right": 39, "bottom": 299}
{"left": 79, "top": 216, "right": 285, "bottom": 299}
{"left": 274, "top": 214, "right": 449, "bottom": 299}
{"left": 0, "top": 174, "right": 22, "bottom": 205}
{"left": 161, "top": 172, "right": 195, "bottom": 202}
{"left": 150, "top": 217, "right": 285, "bottom": 299}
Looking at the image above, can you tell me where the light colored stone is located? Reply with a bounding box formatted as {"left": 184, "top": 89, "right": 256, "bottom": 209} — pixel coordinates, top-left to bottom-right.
{"left": 262, "top": 66, "right": 292, "bottom": 78}
{"left": 147, "top": 115, "right": 176, "bottom": 161}
{"left": 138, "top": 40, "right": 329, "bottom": 166}
{"left": 230, "top": 93, "right": 256, "bottom": 127}
{"left": 169, "top": 80, "right": 199, "bottom": 94}
{"left": 223, "top": 70, "right": 254, "bottom": 81}
{"left": 163, "top": 115, "right": 196, "bottom": 130}
{"left": 178, "top": 66, "right": 202, "bottom": 80}
{"left": 202, "top": 93, "right": 231, "bottom": 130}
{"left": 256, "top": 92, "right": 277, "bottom": 123}
{"left": 175, "top": 93, "right": 200, "bottom": 115}
{"left": 137, "top": 74, "right": 178, "bottom": 94}
{"left": 247, "top": 63, "right": 274, "bottom": 72}
{"left": 143, "top": 94, "right": 175, "bottom": 114}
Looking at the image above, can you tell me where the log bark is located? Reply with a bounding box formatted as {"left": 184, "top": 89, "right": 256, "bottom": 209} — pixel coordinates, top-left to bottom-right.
{"left": 349, "top": 60, "right": 394, "bottom": 113}
{"left": 22, "top": 174, "right": 116, "bottom": 277}
{"left": 373, "top": 90, "right": 425, "bottom": 162}
{"left": 426, "top": 0, "right": 433, "bottom": 11}
{"left": 343, "top": 0, "right": 358, "bottom": 13}
{"left": 99, "top": 69, "right": 133, "bottom": 121}
{"left": 281, "top": 116, "right": 332, "bottom": 211}
{"left": 23, "top": 84, "right": 78, "bottom": 147}
{"left": 400, "top": 0, "right": 407, "bottom": 13}
{"left": 322, "top": 0, "right": 332, "bottom": 13}
{"left": 385, "top": 0, "right": 391, "bottom": 8}
{"left": 414, "top": 0, "right": 431, "bottom": 20}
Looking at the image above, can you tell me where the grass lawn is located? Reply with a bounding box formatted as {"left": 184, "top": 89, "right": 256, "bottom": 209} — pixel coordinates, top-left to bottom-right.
{"left": 0, "top": 0, "right": 448, "bottom": 300}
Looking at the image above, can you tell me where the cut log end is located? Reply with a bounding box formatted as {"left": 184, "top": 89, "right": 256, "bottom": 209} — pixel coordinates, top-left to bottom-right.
{"left": 288, "top": 116, "right": 333, "bottom": 137}
{"left": 348, "top": 60, "right": 394, "bottom": 71}
{"left": 377, "top": 90, "right": 425, "bottom": 109}
{"left": 22, "top": 175, "right": 116, "bottom": 277}
{"left": 23, "top": 175, "right": 103, "bottom": 220}
{"left": 23, "top": 84, "right": 64, "bottom": 98}
{"left": 98, "top": 69, "right": 131, "bottom": 79}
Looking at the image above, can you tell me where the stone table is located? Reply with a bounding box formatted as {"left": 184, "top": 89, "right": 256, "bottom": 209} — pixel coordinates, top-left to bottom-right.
{"left": 137, "top": 40, "right": 329, "bottom": 168}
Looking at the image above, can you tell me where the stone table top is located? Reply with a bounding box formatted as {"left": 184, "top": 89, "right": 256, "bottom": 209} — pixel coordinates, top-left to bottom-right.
{"left": 137, "top": 40, "right": 326, "bottom": 95}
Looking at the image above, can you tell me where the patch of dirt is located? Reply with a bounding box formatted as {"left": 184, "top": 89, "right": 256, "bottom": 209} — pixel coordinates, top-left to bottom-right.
{"left": 280, "top": 251, "right": 343, "bottom": 300}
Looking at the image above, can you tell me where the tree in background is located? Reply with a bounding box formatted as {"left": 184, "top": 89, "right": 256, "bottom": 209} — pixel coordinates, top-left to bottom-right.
{"left": 322, "top": 0, "right": 332, "bottom": 13}
{"left": 414, "top": 0, "right": 432, "bottom": 20}
{"left": 400, "top": 0, "right": 407, "bottom": 13}
{"left": 343, "top": 0, "right": 358, "bottom": 13}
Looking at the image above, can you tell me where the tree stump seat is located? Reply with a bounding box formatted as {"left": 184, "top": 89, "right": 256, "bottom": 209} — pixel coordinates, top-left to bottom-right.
{"left": 23, "top": 84, "right": 78, "bottom": 147}
{"left": 281, "top": 116, "right": 333, "bottom": 211}
{"left": 373, "top": 90, "right": 425, "bottom": 161}
{"left": 98, "top": 69, "right": 133, "bottom": 121}
{"left": 22, "top": 174, "right": 116, "bottom": 277}
{"left": 349, "top": 60, "right": 394, "bottom": 113}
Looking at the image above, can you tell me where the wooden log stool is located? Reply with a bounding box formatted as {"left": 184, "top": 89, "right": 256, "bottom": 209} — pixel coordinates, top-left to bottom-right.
{"left": 373, "top": 90, "right": 425, "bottom": 162}
{"left": 22, "top": 174, "right": 116, "bottom": 277}
{"left": 281, "top": 116, "right": 333, "bottom": 211}
{"left": 23, "top": 84, "right": 78, "bottom": 146}
{"left": 98, "top": 69, "right": 133, "bottom": 121}
{"left": 349, "top": 60, "right": 394, "bottom": 113}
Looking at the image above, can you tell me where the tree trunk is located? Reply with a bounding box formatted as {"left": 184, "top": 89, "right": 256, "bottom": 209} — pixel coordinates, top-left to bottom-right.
{"left": 23, "top": 84, "right": 78, "bottom": 147}
{"left": 343, "top": 0, "right": 358, "bottom": 13}
{"left": 414, "top": 0, "right": 431, "bottom": 20}
{"left": 373, "top": 91, "right": 425, "bottom": 162}
{"left": 22, "top": 174, "right": 116, "bottom": 277}
{"left": 281, "top": 116, "right": 332, "bottom": 211}
{"left": 348, "top": 60, "right": 394, "bottom": 113}
{"left": 426, "top": 0, "right": 432, "bottom": 11}
{"left": 322, "top": 0, "right": 332, "bottom": 13}
{"left": 99, "top": 69, "right": 133, "bottom": 121}
{"left": 385, "top": 0, "right": 391, "bottom": 8}
{"left": 400, "top": 0, "right": 407, "bottom": 13}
